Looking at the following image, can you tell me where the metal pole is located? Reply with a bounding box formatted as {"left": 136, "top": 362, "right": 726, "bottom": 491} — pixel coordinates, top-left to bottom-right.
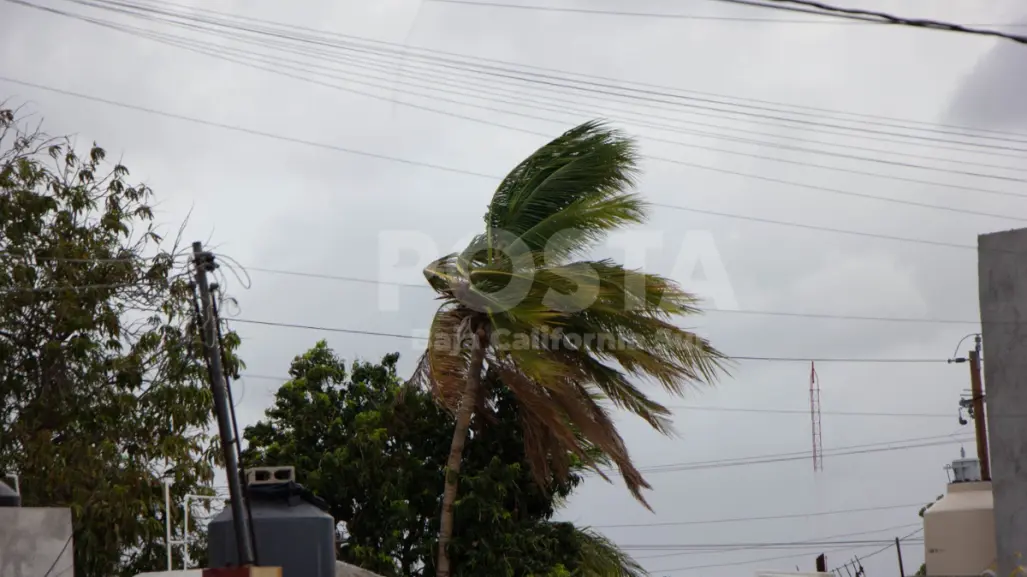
{"left": 895, "top": 536, "right": 906, "bottom": 577}
{"left": 183, "top": 495, "right": 192, "bottom": 570}
{"left": 192, "top": 242, "right": 255, "bottom": 566}
{"left": 970, "top": 339, "right": 991, "bottom": 481}
{"left": 180, "top": 494, "right": 219, "bottom": 569}
{"left": 164, "top": 479, "right": 173, "bottom": 571}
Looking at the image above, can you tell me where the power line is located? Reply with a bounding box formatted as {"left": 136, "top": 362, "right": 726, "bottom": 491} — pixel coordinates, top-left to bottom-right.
{"left": 667, "top": 405, "right": 951, "bottom": 419}
{"left": 2, "top": 77, "right": 1010, "bottom": 255}
{"left": 234, "top": 373, "right": 952, "bottom": 418}
{"left": 77, "top": 16, "right": 1027, "bottom": 195}
{"left": 83, "top": 16, "right": 1027, "bottom": 188}
{"left": 241, "top": 265, "right": 982, "bottom": 325}
{"left": 829, "top": 527, "right": 923, "bottom": 573}
{"left": 629, "top": 434, "right": 972, "bottom": 475}
{"left": 37, "top": 0, "right": 1027, "bottom": 154}
{"left": 52, "top": 0, "right": 1027, "bottom": 149}
{"left": 716, "top": 0, "right": 1027, "bottom": 44}
{"left": 652, "top": 203, "right": 983, "bottom": 252}
{"left": 229, "top": 317, "right": 949, "bottom": 364}
{"left": 592, "top": 503, "right": 926, "bottom": 529}
{"left": 425, "top": 0, "right": 1021, "bottom": 30}
{"left": 23, "top": 9, "right": 1022, "bottom": 220}
{"left": 20, "top": 10, "right": 1026, "bottom": 223}
{"left": 619, "top": 534, "right": 925, "bottom": 551}
{"left": 632, "top": 522, "right": 920, "bottom": 562}
{"left": 652, "top": 542, "right": 881, "bottom": 573}
{"left": 7, "top": 69, "right": 1027, "bottom": 243}
{"left": 159, "top": 24, "right": 1027, "bottom": 173}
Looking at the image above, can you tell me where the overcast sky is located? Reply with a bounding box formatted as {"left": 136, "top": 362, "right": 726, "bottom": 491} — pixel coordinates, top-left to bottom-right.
{"left": 3, "top": 0, "right": 1026, "bottom": 574}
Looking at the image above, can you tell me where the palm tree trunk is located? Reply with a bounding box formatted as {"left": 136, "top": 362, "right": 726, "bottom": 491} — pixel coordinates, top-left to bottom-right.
{"left": 436, "top": 329, "right": 487, "bottom": 577}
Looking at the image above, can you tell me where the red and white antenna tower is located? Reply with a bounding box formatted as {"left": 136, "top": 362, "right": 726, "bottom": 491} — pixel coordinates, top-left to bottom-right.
{"left": 810, "top": 361, "right": 823, "bottom": 471}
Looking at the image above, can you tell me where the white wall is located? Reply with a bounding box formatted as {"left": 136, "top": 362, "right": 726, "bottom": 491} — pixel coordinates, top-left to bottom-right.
{"left": 0, "top": 507, "right": 74, "bottom": 577}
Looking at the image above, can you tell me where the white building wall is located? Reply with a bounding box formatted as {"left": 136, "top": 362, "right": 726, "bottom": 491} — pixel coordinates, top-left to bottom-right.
{"left": 0, "top": 507, "right": 74, "bottom": 577}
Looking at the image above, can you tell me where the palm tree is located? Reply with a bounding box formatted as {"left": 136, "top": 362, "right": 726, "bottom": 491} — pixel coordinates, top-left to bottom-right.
{"left": 413, "top": 120, "right": 728, "bottom": 577}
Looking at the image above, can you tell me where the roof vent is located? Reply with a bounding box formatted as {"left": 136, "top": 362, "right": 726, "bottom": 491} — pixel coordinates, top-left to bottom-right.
{"left": 245, "top": 466, "right": 295, "bottom": 486}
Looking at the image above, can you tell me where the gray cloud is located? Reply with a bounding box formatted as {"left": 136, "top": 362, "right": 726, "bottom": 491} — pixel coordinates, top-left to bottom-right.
{"left": 948, "top": 21, "right": 1027, "bottom": 129}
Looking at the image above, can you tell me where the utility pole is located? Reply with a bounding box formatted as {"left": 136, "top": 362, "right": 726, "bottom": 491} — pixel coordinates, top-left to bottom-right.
{"left": 895, "top": 537, "right": 905, "bottom": 577}
{"left": 969, "top": 335, "right": 991, "bottom": 481}
{"left": 192, "top": 242, "right": 256, "bottom": 566}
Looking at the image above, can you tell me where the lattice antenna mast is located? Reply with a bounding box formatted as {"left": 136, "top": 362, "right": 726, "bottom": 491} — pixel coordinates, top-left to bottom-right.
{"left": 810, "top": 361, "right": 824, "bottom": 471}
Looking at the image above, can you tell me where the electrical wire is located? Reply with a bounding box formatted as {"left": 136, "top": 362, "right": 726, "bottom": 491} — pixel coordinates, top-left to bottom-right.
{"left": 228, "top": 316, "right": 950, "bottom": 363}
{"left": 719, "top": 0, "right": 1027, "bottom": 44}
{"left": 667, "top": 405, "right": 951, "bottom": 418}
{"left": 95, "top": 0, "right": 1027, "bottom": 143}
{"left": 619, "top": 537, "right": 920, "bottom": 551}
{"left": 31, "top": 0, "right": 1027, "bottom": 154}
{"left": 829, "top": 527, "right": 923, "bottom": 573}
{"left": 626, "top": 434, "right": 972, "bottom": 475}
{"left": 240, "top": 265, "right": 983, "bottom": 325}
{"left": 426, "top": 0, "right": 1020, "bottom": 31}
{"left": 14, "top": 7, "right": 1025, "bottom": 221}
{"left": 7, "top": 73, "right": 1027, "bottom": 253}
{"left": 429, "top": 0, "right": 1027, "bottom": 45}
{"left": 426, "top": 0, "right": 885, "bottom": 23}
{"left": 43, "top": 1, "right": 1027, "bottom": 188}
{"left": 651, "top": 542, "right": 879, "bottom": 573}
{"left": 41, "top": 532, "right": 74, "bottom": 577}
{"left": 133, "top": 22, "right": 1027, "bottom": 173}
{"left": 235, "top": 373, "right": 955, "bottom": 418}
{"left": 592, "top": 503, "right": 926, "bottom": 529}
{"left": 93, "top": 20, "right": 1027, "bottom": 196}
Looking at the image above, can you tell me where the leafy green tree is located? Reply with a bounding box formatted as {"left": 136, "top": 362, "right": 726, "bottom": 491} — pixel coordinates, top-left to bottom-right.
{"left": 412, "top": 120, "right": 728, "bottom": 575}
{"left": 0, "top": 107, "right": 236, "bottom": 576}
{"left": 242, "top": 341, "right": 645, "bottom": 577}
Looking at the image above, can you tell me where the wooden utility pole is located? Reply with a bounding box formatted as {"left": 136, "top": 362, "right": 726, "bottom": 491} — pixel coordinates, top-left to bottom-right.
{"left": 193, "top": 242, "right": 256, "bottom": 566}
{"left": 895, "top": 537, "right": 905, "bottom": 577}
{"left": 969, "top": 335, "right": 991, "bottom": 481}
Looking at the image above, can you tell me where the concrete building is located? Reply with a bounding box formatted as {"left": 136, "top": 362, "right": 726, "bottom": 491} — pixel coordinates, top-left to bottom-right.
{"left": 0, "top": 479, "right": 75, "bottom": 577}
{"left": 923, "top": 456, "right": 995, "bottom": 576}
{"left": 978, "top": 228, "right": 1027, "bottom": 577}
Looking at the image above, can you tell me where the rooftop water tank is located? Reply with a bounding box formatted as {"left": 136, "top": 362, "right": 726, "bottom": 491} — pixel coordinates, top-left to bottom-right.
{"left": 208, "top": 466, "right": 335, "bottom": 577}
{"left": 924, "top": 456, "right": 995, "bottom": 576}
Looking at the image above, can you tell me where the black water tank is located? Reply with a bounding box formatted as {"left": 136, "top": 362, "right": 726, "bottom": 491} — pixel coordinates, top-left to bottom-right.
{"left": 208, "top": 477, "right": 335, "bottom": 577}
{"left": 0, "top": 479, "right": 20, "bottom": 507}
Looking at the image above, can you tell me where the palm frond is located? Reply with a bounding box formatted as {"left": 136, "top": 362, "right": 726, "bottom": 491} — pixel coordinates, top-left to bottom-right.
{"left": 409, "top": 304, "right": 475, "bottom": 412}
{"left": 493, "top": 351, "right": 653, "bottom": 509}
{"left": 418, "top": 120, "right": 729, "bottom": 513}
{"left": 573, "top": 527, "right": 648, "bottom": 577}
{"left": 486, "top": 120, "right": 642, "bottom": 260}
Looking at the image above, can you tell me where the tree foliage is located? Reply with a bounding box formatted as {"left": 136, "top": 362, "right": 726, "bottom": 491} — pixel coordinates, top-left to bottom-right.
{"left": 242, "top": 341, "right": 645, "bottom": 577}
{"left": 0, "top": 107, "right": 234, "bottom": 576}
